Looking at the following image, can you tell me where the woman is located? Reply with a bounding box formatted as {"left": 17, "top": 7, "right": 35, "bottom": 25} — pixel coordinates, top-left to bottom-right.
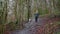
{"left": 34, "top": 10, "right": 39, "bottom": 22}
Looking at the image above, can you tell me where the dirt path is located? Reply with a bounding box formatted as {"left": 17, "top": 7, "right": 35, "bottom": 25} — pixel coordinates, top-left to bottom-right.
{"left": 4, "top": 17, "right": 60, "bottom": 34}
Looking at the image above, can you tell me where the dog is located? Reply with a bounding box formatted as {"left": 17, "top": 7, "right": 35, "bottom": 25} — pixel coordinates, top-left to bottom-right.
{"left": 29, "top": 18, "right": 32, "bottom": 22}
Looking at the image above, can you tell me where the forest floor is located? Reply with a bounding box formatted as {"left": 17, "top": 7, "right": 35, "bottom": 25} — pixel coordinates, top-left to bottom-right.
{"left": 4, "top": 16, "right": 60, "bottom": 34}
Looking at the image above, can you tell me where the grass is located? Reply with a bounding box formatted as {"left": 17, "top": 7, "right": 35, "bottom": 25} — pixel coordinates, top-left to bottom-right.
{"left": 54, "top": 21, "right": 60, "bottom": 34}
{"left": 57, "top": 32, "right": 60, "bottom": 34}
{"left": 55, "top": 21, "right": 60, "bottom": 25}
{"left": 38, "top": 8, "right": 49, "bottom": 15}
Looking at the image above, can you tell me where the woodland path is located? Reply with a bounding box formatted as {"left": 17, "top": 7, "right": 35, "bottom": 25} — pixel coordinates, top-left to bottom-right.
{"left": 4, "top": 17, "right": 60, "bottom": 34}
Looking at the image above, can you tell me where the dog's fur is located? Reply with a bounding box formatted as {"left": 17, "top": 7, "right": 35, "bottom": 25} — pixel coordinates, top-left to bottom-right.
{"left": 29, "top": 19, "right": 32, "bottom": 22}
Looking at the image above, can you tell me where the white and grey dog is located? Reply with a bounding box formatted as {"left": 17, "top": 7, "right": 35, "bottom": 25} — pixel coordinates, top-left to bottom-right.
{"left": 29, "top": 18, "right": 32, "bottom": 22}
